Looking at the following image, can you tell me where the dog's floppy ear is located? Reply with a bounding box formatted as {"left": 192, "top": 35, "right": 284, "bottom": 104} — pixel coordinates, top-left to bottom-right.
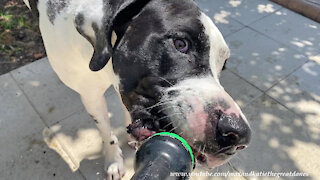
{"left": 75, "top": 0, "right": 150, "bottom": 71}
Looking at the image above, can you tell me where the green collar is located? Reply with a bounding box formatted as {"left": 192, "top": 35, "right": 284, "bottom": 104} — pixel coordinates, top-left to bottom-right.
{"left": 152, "top": 132, "right": 195, "bottom": 169}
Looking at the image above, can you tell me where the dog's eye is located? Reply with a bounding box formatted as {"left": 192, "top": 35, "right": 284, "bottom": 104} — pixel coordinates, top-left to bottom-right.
{"left": 174, "top": 39, "right": 189, "bottom": 54}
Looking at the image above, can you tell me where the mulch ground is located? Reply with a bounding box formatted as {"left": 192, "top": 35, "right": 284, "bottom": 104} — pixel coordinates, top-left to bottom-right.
{"left": 0, "top": 0, "right": 46, "bottom": 75}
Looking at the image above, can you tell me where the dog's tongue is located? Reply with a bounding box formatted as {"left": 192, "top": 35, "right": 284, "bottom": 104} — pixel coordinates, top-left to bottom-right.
{"left": 127, "top": 120, "right": 156, "bottom": 141}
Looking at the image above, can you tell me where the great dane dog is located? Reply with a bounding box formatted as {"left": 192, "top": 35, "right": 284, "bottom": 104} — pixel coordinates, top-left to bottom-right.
{"left": 24, "top": 0, "right": 251, "bottom": 179}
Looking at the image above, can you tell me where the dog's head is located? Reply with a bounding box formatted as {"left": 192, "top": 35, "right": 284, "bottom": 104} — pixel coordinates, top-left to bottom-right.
{"left": 77, "top": 0, "right": 251, "bottom": 169}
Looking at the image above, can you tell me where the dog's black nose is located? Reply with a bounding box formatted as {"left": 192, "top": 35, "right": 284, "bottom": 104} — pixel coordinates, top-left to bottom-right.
{"left": 216, "top": 113, "right": 251, "bottom": 150}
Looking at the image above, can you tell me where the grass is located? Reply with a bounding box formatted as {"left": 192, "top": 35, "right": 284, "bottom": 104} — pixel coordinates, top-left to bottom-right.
{"left": 0, "top": 7, "right": 29, "bottom": 53}
{"left": 0, "top": 12, "right": 27, "bottom": 30}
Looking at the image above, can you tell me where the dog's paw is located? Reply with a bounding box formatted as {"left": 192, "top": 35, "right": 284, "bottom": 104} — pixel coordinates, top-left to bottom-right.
{"left": 104, "top": 135, "right": 125, "bottom": 180}
{"left": 105, "top": 162, "right": 125, "bottom": 180}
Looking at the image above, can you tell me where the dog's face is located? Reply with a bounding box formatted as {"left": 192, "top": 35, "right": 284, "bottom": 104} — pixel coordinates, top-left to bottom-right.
{"left": 80, "top": 0, "right": 250, "bottom": 169}
{"left": 110, "top": 0, "right": 251, "bottom": 169}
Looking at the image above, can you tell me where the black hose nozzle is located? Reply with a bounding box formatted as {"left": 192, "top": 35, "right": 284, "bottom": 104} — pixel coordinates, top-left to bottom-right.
{"left": 131, "top": 132, "right": 195, "bottom": 180}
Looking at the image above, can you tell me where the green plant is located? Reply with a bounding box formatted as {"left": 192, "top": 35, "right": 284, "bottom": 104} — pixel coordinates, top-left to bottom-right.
{"left": 0, "top": 12, "right": 14, "bottom": 29}
{"left": 0, "top": 12, "right": 27, "bottom": 30}
{"left": 17, "top": 16, "right": 25, "bottom": 28}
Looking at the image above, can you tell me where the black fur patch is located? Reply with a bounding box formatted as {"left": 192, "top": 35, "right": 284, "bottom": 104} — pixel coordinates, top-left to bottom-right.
{"left": 47, "top": 0, "right": 70, "bottom": 24}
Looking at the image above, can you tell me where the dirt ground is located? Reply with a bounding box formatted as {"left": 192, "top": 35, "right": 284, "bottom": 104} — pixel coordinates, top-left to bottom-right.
{"left": 0, "top": 0, "right": 45, "bottom": 75}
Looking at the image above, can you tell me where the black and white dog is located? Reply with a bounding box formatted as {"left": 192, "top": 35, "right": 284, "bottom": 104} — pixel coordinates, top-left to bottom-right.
{"left": 24, "top": 0, "right": 251, "bottom": 179}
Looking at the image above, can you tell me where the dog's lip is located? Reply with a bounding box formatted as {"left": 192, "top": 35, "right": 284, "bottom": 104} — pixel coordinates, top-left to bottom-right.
{"left": 213, "top": 146, "right": 238, "bottom": 156}
{"left": 190, "top": 144, "right": 237, "bottom": 166}
{"left": 224, "top": 152, "right": 236, "bottom": 156}
{"left": 190, "top": 145, "right": 208, "bottom": 164}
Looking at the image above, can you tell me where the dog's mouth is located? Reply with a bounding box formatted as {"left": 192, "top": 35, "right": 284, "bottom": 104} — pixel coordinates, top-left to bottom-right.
{"left": 126, "top": 104, "right": 175, "bottom": 141}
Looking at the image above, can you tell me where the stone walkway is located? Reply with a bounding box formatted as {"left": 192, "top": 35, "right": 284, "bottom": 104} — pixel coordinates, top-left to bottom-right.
{"left": 0, "top": 0, "right": 319, "bottom": 179}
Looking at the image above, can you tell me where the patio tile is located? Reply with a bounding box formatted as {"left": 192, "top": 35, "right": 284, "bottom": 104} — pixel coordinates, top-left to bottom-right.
{"left": 267, "top": 61, "right": 320, "bottom": 134}
{"left": 0, "top": 74, "right": 83, "bottom": 180}
{"left": 0, "top": 73, "right": 44, "bottom": 156}
{"left": 250, "top": 8, "right": 320, "bottom": 61}
{"left": 214, "top": 17, "right": 244, "bottom": 37}
{"left": 0, "top": 131, "right": 84, "bottom": 180}
{"left": 78, "top": 143, "right": 136, "bottom": 180}
{"left": 220, "top": 69, "right": 263, "bottom": 107}
{"left": 43, "top": 109, "right": 102, "bottom": 172}
{"left": 225, "top": 27, "right": 308, "bottom": 91}
{"left": 105, "top": 87, "right": 127, "bottom": 128}
{"left": 230, "top": 94, "right": 320, "bottom": 179}
{"left": 43, "top": 90, "right": 133, "bottom": 179}
{"left": 197, "top": 1, "right": 245, "bottom": 37}
{"left": 10, "top": 58, "right": 83, "bottom": 126}
{"left": 196, "top": 0, "right": 282, "bottom": 25}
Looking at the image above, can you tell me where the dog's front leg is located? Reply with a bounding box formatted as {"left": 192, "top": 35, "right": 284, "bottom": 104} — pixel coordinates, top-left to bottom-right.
{"left": 81, "top": 93, "right": 125, "bottom": 180}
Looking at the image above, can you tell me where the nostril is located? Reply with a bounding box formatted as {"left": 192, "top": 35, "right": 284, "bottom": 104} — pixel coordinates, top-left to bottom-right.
{"left": 236, "top": 145, "right": 247, "bottom": 151}
{"left": 222, "top": 132, "right": 239, "bottom": 141}
{"left": 217, "top": 113, "right": 251, "bottom": 147}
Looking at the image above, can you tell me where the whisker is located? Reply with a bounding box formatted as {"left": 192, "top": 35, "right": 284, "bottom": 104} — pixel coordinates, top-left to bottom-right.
{"left": 140, "top": 100, "right": 174, "bottom": 112}
{"left": 202, "top": 143, "right": 206, "bottom": 154}
{"left": 159, "top": 76, "right": 174, "bottom": 86}
{"left": 178, "top": 130, "right": 185, "bottom": 136}
{"left": 169, "top": 126, "right": 179, "bottom": 133}
{"left": 145, "top": 101, "right": 169, "bottom": 110}
{"left": 228, "top": 162, "right": 236, "bottom": 170}
{"left": 155, "top": 112, "right": 183, "bottom": 122}
{"left": 198, "top": 144, "right": 203, "bottom": 153}
{"left": 233, "top": 154, "right": 241, "bottom": 161}
{"left": 157, "top": 105, "right": 179, "bottom": 113}
{"left": 147, "top": 102, "right": 172, "bottom": 112}
{"left": 162, "top": 117, "right": 181, "bottom": 129}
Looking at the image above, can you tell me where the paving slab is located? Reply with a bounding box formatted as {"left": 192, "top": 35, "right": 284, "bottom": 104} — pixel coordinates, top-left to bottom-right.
{"left": 197, "top": 0, "right": 245, "bottom": 37}
{"left": 196, "top": 0, "right": 282, "bottom": 25}
{"left": 267, "top": 61, "right": 320, "bottom": 135}
{"left": 230, "top": 94, "right": 320, "bottom": 179}
{"left": 10, "top": 58, "right": 84, "bottom": 126}
{"left": 225, "top": 27, "right": 308, "bottom": 91}
{"left": 0, "top": 73, "right": 84, "bottom": 180}
{"left": 42, "top": 87, "right": 135, "bottom": 179}
{"left": 212, "top": 15, "right": 244, "bottom": 37}
{"left": 220, "top": 69, "right": 263, "bottom": 107}
{"left": 250, "top": 8, "right": 320, "bottom": 62}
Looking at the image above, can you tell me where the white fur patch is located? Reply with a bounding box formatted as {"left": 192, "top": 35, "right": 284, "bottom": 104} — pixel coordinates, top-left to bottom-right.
{"left": 199, "top": 13, "right": 230, "bottom": 82}
{"left": 166, "top": 76, "right": 221, "bottom": 101}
